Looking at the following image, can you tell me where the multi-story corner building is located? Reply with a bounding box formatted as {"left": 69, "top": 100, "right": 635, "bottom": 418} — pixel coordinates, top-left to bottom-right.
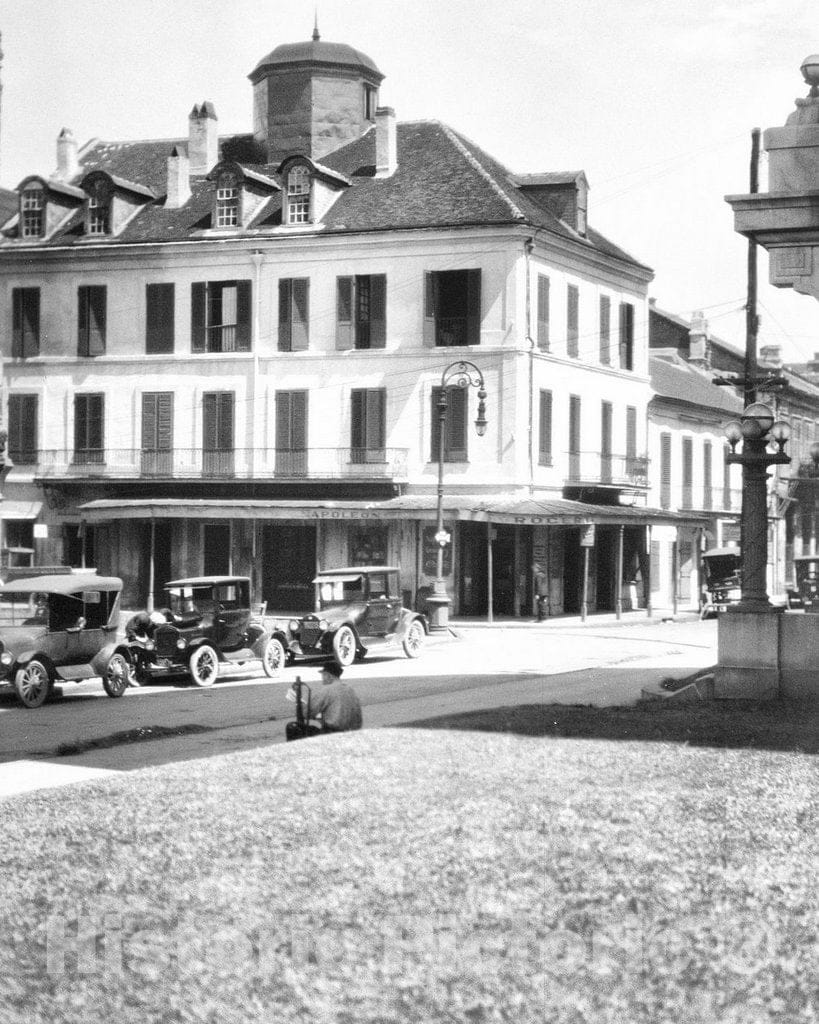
{"left": 0, "top": 30, "right": 677, "bottom": 616}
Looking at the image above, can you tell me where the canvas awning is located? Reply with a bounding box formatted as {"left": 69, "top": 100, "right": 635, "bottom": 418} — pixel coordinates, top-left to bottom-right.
{"left": 0, "top": 500, "right": 43, "bottom": 520}
{"left": 78, "top": 495, "right": 707, "bottom": 528}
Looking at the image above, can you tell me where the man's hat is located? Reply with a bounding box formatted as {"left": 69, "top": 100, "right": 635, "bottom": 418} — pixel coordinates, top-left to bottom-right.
{"left": 322, "top": 662, "right": 344, "bottom": 678}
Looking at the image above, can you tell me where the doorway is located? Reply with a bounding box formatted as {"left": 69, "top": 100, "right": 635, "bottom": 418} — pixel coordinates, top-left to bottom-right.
{"left": 263, "top": 523, "right": 316, "bottom": 610}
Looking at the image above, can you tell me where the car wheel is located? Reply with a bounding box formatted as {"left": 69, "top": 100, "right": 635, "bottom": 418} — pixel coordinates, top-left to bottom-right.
{"left": 402, "top": 619, "right": 426, "bottom": 659}
{"left": 332, "top": 626, "right": 357, "bottom": 667}
{"left": 102, "top": 653, "right": 131, "bottom": 698}
{"left": 189, "top": 644, "right": 219, "bottom": 687}
{"left": 261, "top": 637, "right": 286, "bottom": 678}
{"left": 14, "top": 660, "right": 52, "bottom": 709}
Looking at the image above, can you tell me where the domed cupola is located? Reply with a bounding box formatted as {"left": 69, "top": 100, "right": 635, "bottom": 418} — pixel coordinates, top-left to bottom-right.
{"left": 249, "top": 22, "right": 384, "bottom": 164}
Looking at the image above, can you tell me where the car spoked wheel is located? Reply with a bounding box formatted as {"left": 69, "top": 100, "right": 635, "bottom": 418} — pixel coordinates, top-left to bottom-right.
{"left": 103, "top": 653, "right": 131, "bottom": 698}
{"left": 261, "top": 637, "right": 285, "bottom": 678}
{"left": 332, "top": 626, "right": 357, "bottom": 667}
{"left": 402, "top": 619, "right": 425, "bottom": 659}
{"left": 14, "top": 659, "right": 52, "bottom": 709}
{"left": 189, "top": 644, "right": 219, "bottom": 687}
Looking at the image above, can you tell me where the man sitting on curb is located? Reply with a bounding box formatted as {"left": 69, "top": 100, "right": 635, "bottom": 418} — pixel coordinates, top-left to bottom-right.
{"left": 287, "top": 662, "right": 363, "bottom": 734}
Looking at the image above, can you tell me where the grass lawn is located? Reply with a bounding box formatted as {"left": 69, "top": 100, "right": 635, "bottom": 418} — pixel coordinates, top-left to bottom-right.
{"left": 0, "top": 704, "right": 817, "bottom": 1023}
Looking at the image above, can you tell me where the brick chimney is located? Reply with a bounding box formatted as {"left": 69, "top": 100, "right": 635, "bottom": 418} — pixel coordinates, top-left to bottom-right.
{"left": 166, "top": 146, "right": 191, "bottom": 209}
{"left": 375, "top": 106, "right": 397, "bottom": 178}
{"left": 759, "top": 343, "right": 783, "bottom": 368}
{"left": 688, "top": 310, "right": 710, "bottom": 369}
{"left": 56, "top": 127, "right": 78, "bottom": 181}
{"left": 188, "top": 102, "right": 218, "bottom": 175}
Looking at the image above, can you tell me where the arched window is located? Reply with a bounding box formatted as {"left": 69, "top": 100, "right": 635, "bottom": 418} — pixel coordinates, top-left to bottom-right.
{"left": 286, "top": 165, "right": 311, "bottom": 224}
{"left": 215, "top": 171, "right": 239, "bottom": 228}
{"left": 20, "top": 185, "right": 44, "bottom": 238}
{"left": 86, "top": 178, "right": 111, "bottom": 235}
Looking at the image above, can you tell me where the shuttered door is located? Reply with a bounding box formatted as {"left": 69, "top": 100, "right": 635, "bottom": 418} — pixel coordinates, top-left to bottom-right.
{"left": 203, "top": 392, "right": 234, "bottom": 476}
{"left": 8, "top": 394, "right": 37, "bottom": 463}
{"left": 276, "top": 391, "right": 308, "bottom": 474}
{"left": 660, "top": 433, "right": 672, "bottom": 509}
{"left": 537, "top": 275, "right": 550, "bottom": 350}
{"left": 141, "top": 393, "right": 173, "bottom": 474}
{"left": 146, "top": 284, "right": 174, "bottom": 354}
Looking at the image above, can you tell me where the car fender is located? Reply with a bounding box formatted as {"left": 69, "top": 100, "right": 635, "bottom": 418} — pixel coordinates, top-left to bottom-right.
{"left": 13, "top": 650, "right": 58, "bottom": 676}
{"left": 251, "top": 628, "right": 288, "bottom": 659}
{"left": 90, "top": 642, "right": 124, "bottom": 676}
{"left": 187, "top": 636, "right": 222, "bottom": 660}
{"left": 245, "top": 622, "right": 266, "bottom": 647}
{"left": 395, "top": 610, "right": 428, "bottom": 638}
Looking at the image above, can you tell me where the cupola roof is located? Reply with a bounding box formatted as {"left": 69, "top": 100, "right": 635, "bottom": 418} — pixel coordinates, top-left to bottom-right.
{"left": 249, "top": 39, "right": 383, "bottom": 83}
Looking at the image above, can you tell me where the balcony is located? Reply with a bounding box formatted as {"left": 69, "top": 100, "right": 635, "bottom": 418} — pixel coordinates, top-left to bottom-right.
{"left": 565, "top": 452, "right": 650, "bottom": 489}
{"left": 33, "top": 447, "right": 410, "bottom": 483}
{"left": 660, "top": 485, "right": 743, "bottom": 513}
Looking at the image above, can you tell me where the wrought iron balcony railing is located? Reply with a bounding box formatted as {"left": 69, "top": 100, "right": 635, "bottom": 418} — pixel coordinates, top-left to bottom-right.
{"left": 30, "top": 447, "right": 410, "bottom": 482}
{"left": 564, "top": 452, "right": 650, "bottom": 489}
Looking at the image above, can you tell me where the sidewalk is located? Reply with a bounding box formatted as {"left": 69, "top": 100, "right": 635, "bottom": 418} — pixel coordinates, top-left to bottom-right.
{"left": 447, "top": 608, "right": 701, "bottom": 630}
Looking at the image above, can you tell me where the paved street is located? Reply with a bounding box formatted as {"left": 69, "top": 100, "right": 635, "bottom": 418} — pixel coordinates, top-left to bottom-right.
{"left": 0, "top": 616, "right": 717, "bottom": 796}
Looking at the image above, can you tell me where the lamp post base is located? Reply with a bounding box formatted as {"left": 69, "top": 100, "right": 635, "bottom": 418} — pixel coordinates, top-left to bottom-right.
{"left": 426, "top": 585, "right": 451, "bottom": 632}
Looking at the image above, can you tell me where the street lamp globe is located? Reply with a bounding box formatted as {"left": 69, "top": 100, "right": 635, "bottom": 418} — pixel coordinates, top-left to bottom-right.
{"left": 740, "top": 402, "right": 775, "bottom": 440}
{"left": 769, "top": 420, "right": 790, "bottom": 453}
{"left": 801, "top": 54, "right": 819, "bottom": 95}
{"left": 475, "top": 387, "right": 488, "bottom": 437}
{"left": 724, "top": 419, "right": 743, "bottom": 451}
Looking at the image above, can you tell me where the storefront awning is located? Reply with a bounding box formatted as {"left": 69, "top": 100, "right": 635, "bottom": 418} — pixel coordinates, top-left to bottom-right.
{"left": 0, "top": 500, "right": 43, "bottom": 520}
{"left": 78, "top": 495, "right": 708, "bottom": 528}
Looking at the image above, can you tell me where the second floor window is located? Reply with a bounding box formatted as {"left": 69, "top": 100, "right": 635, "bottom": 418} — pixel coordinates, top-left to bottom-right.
{"left": 215, "top": 172, "right": 239, "bottom": 227}
{"left": 682, "top": 436, "right": 693, "bottom": 509}
{"left": 286, "top": 165, "right": 311, "bottom": 224}
{"left": 278, "top": 278, "right": 309, "bottom": 351}
{"left": 431, "top": 386, "right": 468, "bottom": 463}
{"left": 74, "top": 393, "right": 104, "bottom": 464}
{"left": 351, "top": 389, "right": 386, "bottom": 463}
{"left": 337, "top": 275, "right": 386, "bottom": 349}
{"left": 78, "top": 285, "right": 106, "bottom": 356}
{"left": 21, "top": 186, "right": 44, "bottom": 238}
{"left": 146, "top": 283, "right": 175, "bottom": 354}
{"left": 276, "top": 390, "right": 308, "bottom": 475}
{"left": 424, "top": 270, "right": 481, "bottom": 347}
{"left": 703, "top": 439, "right": 713, "bottom": 510}
{"left": 203, "top": 391, "right": 234, "bottom": 476}
{"left": 141, "top": 392, "right": 173, "bottom": 475}
{"left": 12, "top": 287, "right": 40, "bottom": 358}
{"left": 8, "top": 394, "right": 38, "bottom": 464}
{"left": 538, "top": 389, "right": 552, "bottom": 465}
{"left": 192, "top": 280, "right": 251, "bottom": 353}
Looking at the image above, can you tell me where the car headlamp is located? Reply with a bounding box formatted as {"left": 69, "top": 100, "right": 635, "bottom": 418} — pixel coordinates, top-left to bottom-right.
{"left": 0, "top": 652, "right": 12, "bottom": 666}
{"left": 289, "top": 619, "right": 299, "bottom": 633}
{"left": 318, "top": 619, "right": 329, "bottom": 632}
{"left": 176, "top": 638, "right": 187, "bottom": 650}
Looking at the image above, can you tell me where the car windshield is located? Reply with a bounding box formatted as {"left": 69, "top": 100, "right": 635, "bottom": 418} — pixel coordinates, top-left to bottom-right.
{"left": 316, "top": 576, "right": 364, "bottom": 608}
{"left": 0, "top": 587, "right": 112, "bottom": 629}
{"left": 0, "top": 591, "right": 50, "bottom": 627}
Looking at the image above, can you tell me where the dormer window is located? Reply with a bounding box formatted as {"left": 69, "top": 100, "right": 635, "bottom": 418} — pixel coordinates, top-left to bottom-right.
{"left": 215, "top": 171, "right": 239, "bottom": 227}
{"left": 21, "top": 186, "right": 44, "bottom": 238}
{"left": 86, "top": 178, "right": 111, "bottom": 235}
{"left": 286, "top": 165, "right": 311, "bottom": 224}
{"left": 364, "top": 84, "right": 378, "bottom": 121}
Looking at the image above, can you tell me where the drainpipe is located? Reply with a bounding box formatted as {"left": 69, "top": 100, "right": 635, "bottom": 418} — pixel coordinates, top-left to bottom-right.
{"left": 524, "top": 237, "right": 535, "bottom": 494}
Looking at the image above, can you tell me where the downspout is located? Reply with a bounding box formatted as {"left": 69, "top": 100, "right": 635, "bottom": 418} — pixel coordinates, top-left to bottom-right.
{"left": 524, "top": 237, "right": 535, "bottom": 494}
{"left": 251, "top": 250, "right": 264, "bottom": 594}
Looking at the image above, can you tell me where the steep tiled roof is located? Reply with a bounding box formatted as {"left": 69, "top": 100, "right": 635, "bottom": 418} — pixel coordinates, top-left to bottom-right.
{"left": 650, "top": 353, "right": 744, "bottom": 415}
{"left": 1, "top": 121, "right": 649, "bottom": 270}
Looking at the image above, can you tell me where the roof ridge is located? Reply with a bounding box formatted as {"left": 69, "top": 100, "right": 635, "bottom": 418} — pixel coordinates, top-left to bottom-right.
{"left": 438, "top": 123, "right": 525, "bottom": 221}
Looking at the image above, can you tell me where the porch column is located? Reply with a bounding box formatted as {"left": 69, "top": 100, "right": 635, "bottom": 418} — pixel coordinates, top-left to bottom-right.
{"left": 581, "top": 545, "right": 590, "bottom": 622}
{"left": 615, "top": 525, "right": 624, "bottom": 620}
{"left": 487, "top": 522, "right": 494, "bottom": 624}
{"left": 646, "top": 525, "right": 653, "bottom": 617}
{"left": 147, "top": 519, "right": 156, "bottom": 613}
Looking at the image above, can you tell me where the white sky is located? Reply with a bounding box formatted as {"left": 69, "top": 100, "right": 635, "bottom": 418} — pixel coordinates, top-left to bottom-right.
{"left": 2, "top": 0, "right": 818, "bottom": 361}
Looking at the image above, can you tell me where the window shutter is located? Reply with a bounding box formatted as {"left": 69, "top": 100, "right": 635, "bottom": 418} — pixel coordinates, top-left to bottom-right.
{"left": 146, "top": 284, "right": 174, "bottom": 354}
{"left": 142, "top": 393, "right": 158, "bottom": 449}
{"left": 536, "top": 276, "right": 550, "bottom": 350}
{"left": 369, "top": 388, "right": 386, "bottom": 448}
{"left": 8, "top": 394, "right": 38, "bottom": 463}
{"left": 157, "top": 394, "right": 173, "bottom": 449}
{"left": 466, "top": 269, "right": 481, "bottom": 346}
{"left": 369, "top": 274, "right": 387, "bottom": 348}
{"left": 538, "top": 390, "right": 552, "bottom": 463}
{"left": 218, "top": 393, "right": 234, "bottom": 450}
{"left": 77, "top": 288, "right": 88, "bottom": 355}
{"left": 599, "top": 295, "right": 611, "bottom": 365}
{"left": 601, "top": 402, "right": 612, "bottom": 455}
{"left": 626, "top": 406, "right": 637, "bottom": 458}
{"left": 336, "top": 277, "right": 354, "bottom": 350}
{"left": 88, "top": 395, "right": 104, "bottom": 450}
{"left": 12, "top": 289, "right": 22, "bottom": 358}
{"left": 12, "top": 289, "right": 38, "bottom": 357}
{"left": 203, "top": 393, "right": 218, "bottom": 450}
{"left": 447, "top": 386, "right": 468, "bottom": 460}
{"left": 569, "top": 395, "right": 581, "bottom": 452}
{"left": 430, "top": 387, "right": 443, "bottom": 462}
{"left": 291, "top": 391, "right": 307, "bottom": 450}
{"left": 619, "top": 302, "right": 634, "bottom": 370}
{"left": 191, "top": 282, "right": 207, "bottom": 353}
{"left": 650, "top": 541, "right": 661, "bottom": 592}
{"left": 276, "top": 392, "right": 292, "bottom": 448}
{"left": 235, "top": 280, "right": 251, "bottom": 351}
{"left": 567, "top": 285, "right": 579, "bottom": 358}
{"left": 350, "top": 389, "right": 365, "bottom": 449}
{"left": 291, "top": 279, "right": 309, "bottom": 351}
{"left": 278, "top": 280, "right": 292, "bottom": 352}
{"left": 660, "top": 433, "right": 672, "bottom": 509}
{"left": 423, "top": 273, "right": 437, "bottom": 347}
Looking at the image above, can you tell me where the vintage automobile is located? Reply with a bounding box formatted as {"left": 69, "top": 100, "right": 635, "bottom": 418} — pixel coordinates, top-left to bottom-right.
{"left": 284, "top": 566, "right": 428, "bottom": 667}
{"left": 129, "top": 576, "right": 288, "bottom": 686}
{"left": 0, "top": 573, "right": 131, "bottom": 708}
{"left": 792, "top": 554, "right": 819, "bottom": 611}
{"left": 699, "top": 547, "right": 742, "bottom": 619}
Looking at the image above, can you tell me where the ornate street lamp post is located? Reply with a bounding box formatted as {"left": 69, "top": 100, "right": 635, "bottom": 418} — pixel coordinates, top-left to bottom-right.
{"left": 426, "top": 360, "right": 488, "bottom": 631}
{"left": 723, "top": 402, "right": 790, "bottom": 612}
